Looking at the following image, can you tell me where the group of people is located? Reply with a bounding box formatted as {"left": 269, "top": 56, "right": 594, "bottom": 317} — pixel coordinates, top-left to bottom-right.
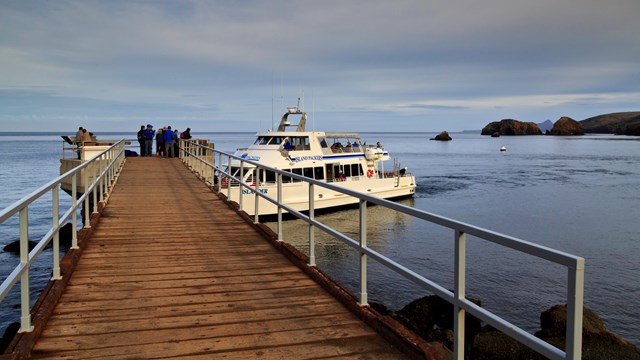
{"left": 137, "top": 125, "right": 191, "bottom": 157}
{"left": 74, "top": 126, "right": 94, "bottom": 159}
{"left": 75, "top": 126, "right": 93, "bottom": 144}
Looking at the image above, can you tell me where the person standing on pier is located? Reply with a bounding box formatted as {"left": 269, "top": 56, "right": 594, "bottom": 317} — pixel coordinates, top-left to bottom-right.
{"left": 143, "top": 124, "right": 155, "bottom": 156}
{"left": 164, "top": 126, "right": 175, "bottom": 158}
{"left": 75, "top": 127, "right": 84, "bottom": 143}
{"left": 75, "top": 126, "right": 84, "bottom": 159}
{"left": 137, "top": 125, "right": 145, "bottom": 156}
{"left": 156, "top": 128, "right": 165, "bottom": 157}
{"left": 182, "top": 128, "right": 192, "bottom": 140}
{"left": 82, "top": 128, "right": 92, "bottom": 144}
{"left": 173, "top": 129, "right": 180, "bottom": 156}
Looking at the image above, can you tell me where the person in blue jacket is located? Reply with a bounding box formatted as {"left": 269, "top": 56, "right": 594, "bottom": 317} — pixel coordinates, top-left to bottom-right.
{"left": 164, "top": 125, "right": 175, "bottom": 158}
{"left": 143, "top": 124, "right": 155, "bottom": 156}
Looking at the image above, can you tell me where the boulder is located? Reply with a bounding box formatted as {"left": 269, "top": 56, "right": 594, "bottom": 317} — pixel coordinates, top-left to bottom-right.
{"left": 535, "top": 304, "right": 640, "bottom": 360}
{"left": 473, "top": 304, "right": 640, "bottom": 359}
{"left": 393, "top": 295, "right": 482, "bottom": 351}
{"left": 549, "top": 116, "right": 584, "bottom": 135}
{"left": 481, "top": 119, "right": 542, "bottom": 135}
{"left": 3, "top": 223, "right": 74, "bottom": 254}
{"left": 3, "top": 239, "right": 38, "bottom": 254}
{"left": 431, "top": 131, "right": 452, "bottom": 141}
{"left": 473, "top": 328, "right": 541, "bottom": 360}
{"left": 490, "top": 132, "right": 500, "bottom": 137}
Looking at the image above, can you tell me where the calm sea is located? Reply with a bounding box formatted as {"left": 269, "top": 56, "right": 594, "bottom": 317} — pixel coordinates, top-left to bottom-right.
{"left": 0, "top": 131, "right": 638, "bottom": 346}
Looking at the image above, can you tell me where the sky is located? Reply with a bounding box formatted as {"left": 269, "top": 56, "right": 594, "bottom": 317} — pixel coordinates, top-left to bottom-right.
{"left": 1, "top": 0, "right": 639, "bottom": 133}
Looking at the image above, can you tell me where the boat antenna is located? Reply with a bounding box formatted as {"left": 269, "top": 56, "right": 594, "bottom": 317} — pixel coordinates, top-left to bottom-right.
{"left": 312, "top": 90, "right": 315, "bottom": 132}
{"left": 296, "top": 96, "right": 300, "bottom": 111}
{"left": 271, "top": 76, "right": 274, "bottom": 131}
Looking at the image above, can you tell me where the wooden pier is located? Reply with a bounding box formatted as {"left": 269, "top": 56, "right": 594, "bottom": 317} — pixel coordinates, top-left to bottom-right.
{"left": 17, "top": 157, "right": 412, "bottom": 359}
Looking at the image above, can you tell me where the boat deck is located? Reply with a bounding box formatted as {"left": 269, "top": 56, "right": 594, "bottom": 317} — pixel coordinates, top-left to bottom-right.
{"left": 26, "top": 157, "right": 407, "bottom": 359}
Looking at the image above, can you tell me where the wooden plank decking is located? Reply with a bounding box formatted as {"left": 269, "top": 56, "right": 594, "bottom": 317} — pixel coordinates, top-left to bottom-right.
{"left": 30, "top": 157, "right": 407, "bottom": 359}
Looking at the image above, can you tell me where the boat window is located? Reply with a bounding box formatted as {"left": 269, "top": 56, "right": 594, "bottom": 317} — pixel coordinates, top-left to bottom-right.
{"left": 343, "top": 165, "right": 352, "bottom": 177}
{"left": 254, "top": 136, "right": 269, "bottom": 145}
{"left": 271, "top": 137, "right": 285, "bottom": 145}
{"left": 292, "top": 168, "right": 302, "bottom": 182}
{"left": 303, "top": 167, "right": 313, "bottom": 179}
{"left": 326, "top": 165, "right": 334, "bottom": 180}
{"left": 352, "top": 164, "right": 362, "bottom": 176}
{"left": 282, "top": 169, "right": 293, "bottom": 183}
{"left": 264, "top": 169, "right": 276, "bottom": 183}
{"left": 289, "top": 136, "right": 310, "bottom": 150}
{"left": 319, "top": 137, "right": 328, "bottom": 148}
{"left": 314, "top": 167, "right": 324, "bottom": 180}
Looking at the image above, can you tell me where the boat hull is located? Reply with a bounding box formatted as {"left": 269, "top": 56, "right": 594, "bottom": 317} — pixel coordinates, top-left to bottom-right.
{"left": 225, "top": 175, "right": 415, "bottom": 216}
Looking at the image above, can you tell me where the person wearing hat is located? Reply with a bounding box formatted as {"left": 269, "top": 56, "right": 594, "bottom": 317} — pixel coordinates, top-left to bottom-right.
{"left": 143, "top": 124, "right": 155, "bottom": 156}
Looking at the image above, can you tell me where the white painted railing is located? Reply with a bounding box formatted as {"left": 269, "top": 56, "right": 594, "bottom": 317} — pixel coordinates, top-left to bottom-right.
{"left": 0, "top": 140, "right": 126, "bottom": 333}
{"left": 180, "top": 140, "right": 585, "bottom": 360}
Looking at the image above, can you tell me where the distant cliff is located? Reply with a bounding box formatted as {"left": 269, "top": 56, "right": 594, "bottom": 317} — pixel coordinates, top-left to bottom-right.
{"left": 580, "top": 112, "right": 640, "bottom": 135}
{"left": 537, "top": 120, "right": 554, "bottom": 133}
{"left": 481, "top": 119, "right": 542, "bottom": 136}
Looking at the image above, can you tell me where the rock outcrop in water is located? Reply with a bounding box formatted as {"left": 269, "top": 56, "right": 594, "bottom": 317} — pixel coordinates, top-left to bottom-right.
{"left": 431, "top": 131, "right": 452, "bottom": 141}
{"left": 548, "top": 116, "right": 584, "bottom": 135}
{"left": 386, "top": 295, "right": 640, "bottom": 359}
{"left": 2, "top": 223, "right": 74, "bottom": 254}
{"left": 481, "top": 119, "right": 542, "bottom": 136}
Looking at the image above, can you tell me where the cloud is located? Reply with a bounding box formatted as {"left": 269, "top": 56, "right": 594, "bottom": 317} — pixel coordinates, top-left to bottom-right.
{"left": 0, "top": 0, "right": 639, "bottom": 131}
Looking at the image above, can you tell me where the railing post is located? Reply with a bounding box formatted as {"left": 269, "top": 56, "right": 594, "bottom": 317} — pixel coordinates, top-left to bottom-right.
{"left": 210, "top": 148, "right": 216, "bottom": 186}
{"left": 308, "top": 183, "right": 316, "bottom": 266}
{"left": 71, "top": 172, "right": 79, "bottom": 249}
{"left": 92, "top": 159, "right": 98, "bottom": 214}
{"left": 217, "top": 152, "right": 223, "bottom": 192}
{"left": 358, "top": 199, "right": 368, "bottom": 306}
{"left": 52, "top": 185, "right": 61, "bottom": 280}
{"left": 99, "top": 154, "right": 105, "bottom": 204}
{"left": 83, "top": 166, "right": 90, "bottom": 228}
{"left": 227, "top": 154, "right": 232, "bottom": 199}
{"left": 198, "top": 146, "right": 203, "bottom": 178}
{"left": 254, "top": 171, "right": 260, "bottom": 224}
{"left": 454, "top": 230, "right": 466, "bottom": 360}
{"left": 277, "top": 172, "right": 283, "bottom": 241}
{"left": 239, "top": 160, "right": 244, "bottom": 211}
{"left": 18, "top": 207, "right": 33, "bottom": 333}
{"left": 566, "top": 258, "right": 585, "bottom": 360}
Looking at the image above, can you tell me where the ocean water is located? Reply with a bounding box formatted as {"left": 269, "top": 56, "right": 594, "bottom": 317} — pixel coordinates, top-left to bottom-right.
{"left": 0, "top": 132, "right": 638, "bottom": 347}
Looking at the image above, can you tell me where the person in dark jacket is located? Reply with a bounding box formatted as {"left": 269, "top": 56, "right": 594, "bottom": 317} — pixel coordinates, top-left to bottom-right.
{"left": 182, "top": 128, "right": 192, "bottom": 140}
{"left": 137, "top": 125, "right": 145, "bottom": 156}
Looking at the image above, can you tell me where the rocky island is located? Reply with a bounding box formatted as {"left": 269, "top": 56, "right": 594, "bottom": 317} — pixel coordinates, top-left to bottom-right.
{"left": 581, "top": 111, "right": 640, "bottom": 135}
{"left": 481, "top": 119, "right": 542, "bottom": 136}
{"left": 430, "top": 131, "right": 452, "bottom": 141}
{"left": 548, "top": 116, "right": 584, "bottom": 135}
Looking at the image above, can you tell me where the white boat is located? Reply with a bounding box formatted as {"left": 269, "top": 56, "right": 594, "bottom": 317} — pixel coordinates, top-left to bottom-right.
{"left": 222, "top": 107, "right": 416, "bottom": 216}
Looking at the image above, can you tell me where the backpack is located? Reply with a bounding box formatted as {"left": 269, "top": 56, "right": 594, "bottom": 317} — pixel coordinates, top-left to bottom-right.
{"left": 180, "top": 132, "right": 185, "bottom": 139}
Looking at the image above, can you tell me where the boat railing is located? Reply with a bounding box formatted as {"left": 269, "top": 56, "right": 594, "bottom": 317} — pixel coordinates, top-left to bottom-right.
{"left": 0, "top": 140, "right": 126, "bottom": 334}
{"left": 179, "top": 139, "right": 585, "bottom": 360}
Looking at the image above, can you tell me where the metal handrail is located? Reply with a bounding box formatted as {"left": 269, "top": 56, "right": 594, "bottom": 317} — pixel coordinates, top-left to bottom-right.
{"left": 179, "top": 139, "right": 585, "bottom": 360}
{"left": 0, "top": 140, "right": 126, "bottom": 333}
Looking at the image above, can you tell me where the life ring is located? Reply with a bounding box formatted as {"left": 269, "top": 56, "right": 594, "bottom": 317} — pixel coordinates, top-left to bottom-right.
{"left": 366, "top": 169, "right": 374, "bottom": 178}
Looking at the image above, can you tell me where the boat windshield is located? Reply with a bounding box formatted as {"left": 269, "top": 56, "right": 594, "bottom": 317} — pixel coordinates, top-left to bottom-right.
{"left": 253, "top": 136, "right": 310, "bottom": 150}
